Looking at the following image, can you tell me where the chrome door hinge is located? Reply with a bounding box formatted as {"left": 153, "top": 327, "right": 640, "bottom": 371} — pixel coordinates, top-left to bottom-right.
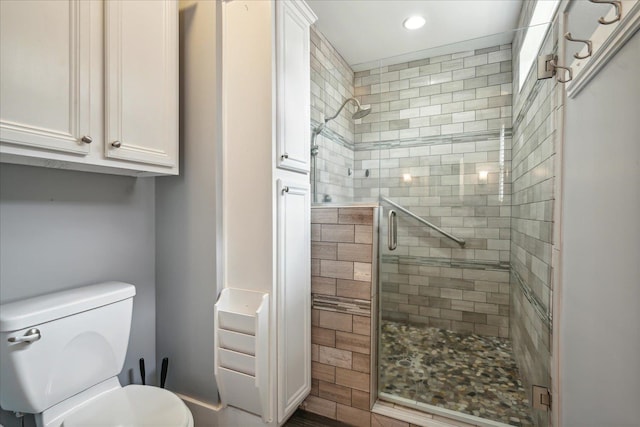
{"left": 532, "top": 385, "right": 552, "bottom": 411}
{"left": 538, "top": 54, "right": 556, "bottom": 80}
{"left": 538, "top": 54, "right": 573, "bottom": 83}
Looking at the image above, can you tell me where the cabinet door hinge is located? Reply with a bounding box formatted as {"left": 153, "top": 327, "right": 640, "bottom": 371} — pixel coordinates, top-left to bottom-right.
{"left": 532, "top": 385, "right": 552, "bottom": 411}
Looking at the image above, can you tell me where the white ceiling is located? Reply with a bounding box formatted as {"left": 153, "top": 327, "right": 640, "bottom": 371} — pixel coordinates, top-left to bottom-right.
{"left": 307, "top": 0, "right": 524, "bottom": 71}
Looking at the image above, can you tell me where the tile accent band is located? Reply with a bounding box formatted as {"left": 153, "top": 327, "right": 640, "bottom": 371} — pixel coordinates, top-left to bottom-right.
{"left": 354, "top": 129, "right": 513, "bottom": 152}
{"left": 310, "top": 120, "right": 355, "bottom": 150}
{"left": 381, "top": 255, "right": 510, "bottom": 271}
{"left": 310, "top": 122, "right": 514, "bottom": 153}
{"left": 512, "top": 269, "right": 552, "bottom": 328}
{"left": 312, "top": 294, "right": 371, "bottom": 317}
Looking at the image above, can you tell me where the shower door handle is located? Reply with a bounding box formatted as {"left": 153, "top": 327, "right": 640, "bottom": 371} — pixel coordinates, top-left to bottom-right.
{"left": 388, "top": 210, "right": 397, "bottom": 251}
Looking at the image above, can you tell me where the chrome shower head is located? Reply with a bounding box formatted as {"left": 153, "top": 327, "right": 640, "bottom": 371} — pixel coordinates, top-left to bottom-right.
{"left": 352, "top": 106, "right": 371, "bottom": 120}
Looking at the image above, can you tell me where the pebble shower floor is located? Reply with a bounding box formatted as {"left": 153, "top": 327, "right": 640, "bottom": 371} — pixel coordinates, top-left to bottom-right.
{"left": 380, "top": 320, "right": 534, "bottom": 426}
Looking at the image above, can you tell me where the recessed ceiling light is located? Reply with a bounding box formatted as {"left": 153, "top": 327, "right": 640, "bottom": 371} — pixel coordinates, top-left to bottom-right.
{"left": 403, "top": 15, "right": 426, "bottom": 30}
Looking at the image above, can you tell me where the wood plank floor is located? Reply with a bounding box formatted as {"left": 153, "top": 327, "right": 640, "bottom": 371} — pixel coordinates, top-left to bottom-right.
{"left": 283, "top": 410, "right": 350, "bottom": 427}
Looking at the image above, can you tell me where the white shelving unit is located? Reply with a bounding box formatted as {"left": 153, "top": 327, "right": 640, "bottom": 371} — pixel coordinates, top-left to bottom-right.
{"left": 214, "top": 288, "right": 270, "bottom": 422}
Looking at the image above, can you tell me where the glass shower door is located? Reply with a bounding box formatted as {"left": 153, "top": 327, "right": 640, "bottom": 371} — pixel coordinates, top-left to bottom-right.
{"left": 366, "top": 27, "right": 555, "bottom": 426}
{"left": 378, "top": 202, "right": 535, "bottom": 426}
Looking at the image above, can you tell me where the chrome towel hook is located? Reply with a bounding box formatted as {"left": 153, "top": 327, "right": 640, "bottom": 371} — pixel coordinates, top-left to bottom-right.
{"left": 549, "top": 59, "right": 573, "bottom": 83}
{"left": 589, "top": 0, "right": 622, "bottom": 25}
{"left": 565, "top": 33, "right": 593, "bottom": 59}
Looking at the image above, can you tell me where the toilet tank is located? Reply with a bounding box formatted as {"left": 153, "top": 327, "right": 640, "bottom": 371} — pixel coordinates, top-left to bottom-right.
{"left": 0, "top": 282, "right": 136, "bottom": 414}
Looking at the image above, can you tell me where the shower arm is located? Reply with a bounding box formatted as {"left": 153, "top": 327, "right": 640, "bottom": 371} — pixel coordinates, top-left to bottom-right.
{"left": 312, "top": 97, "right": 368, "bottom": 204}
{"left": 323, "top": 97, "right": 362, "bottom": 123}
{"left": 313, "top": 97, "right": 367, "bottom": 140}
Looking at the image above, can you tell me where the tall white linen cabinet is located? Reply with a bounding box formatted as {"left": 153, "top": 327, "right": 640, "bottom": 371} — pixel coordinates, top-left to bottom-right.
{"left": 217, "top": 1, "right": 317, "bottom": 425}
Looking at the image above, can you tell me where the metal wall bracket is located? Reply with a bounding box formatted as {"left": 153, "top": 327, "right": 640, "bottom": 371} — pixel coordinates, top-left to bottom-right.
{"left": 537, "top": 54, "right": 573, "bottom": 83}
{"left": 537, "top": 54, "right": 556, "bottom": 80}
{"left": 532, "top": 385, "right": 552, "bottom": 411}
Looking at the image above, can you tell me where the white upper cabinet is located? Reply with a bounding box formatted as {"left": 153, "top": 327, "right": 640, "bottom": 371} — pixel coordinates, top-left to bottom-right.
{"left": 105, "top": 0, "right": 178, "bottom": 168}
{"left": 0, "top": 0, "right": 91, "bottom": 155}
{"left": 0, "top": 0, "right": 179, "bottom": 176}
{"left": 275, "top": 1, "right": 314, "bottom": 174}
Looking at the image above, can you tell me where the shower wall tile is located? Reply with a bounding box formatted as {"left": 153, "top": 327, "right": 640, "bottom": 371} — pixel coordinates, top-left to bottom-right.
{"left": 321, "top": 224, "right": 355, "bottom": 242}
{"left": 351, "top": 45, "right": 513, "bottom": 265}
{"left": 305, "top": 206, "right": 378, "bottom": 423}
{"left": 337, "top": 404, "right": 371, "bottom": 427}
{"left": 305, "top": 395, "right": 337, "bottom": 419}
{"left": 352, "top": 47, "right": 513, "bottom": 145}
{"left": 364, "top": 140, "right": 513, "bottom": 263}
{"left": 311, "top": 26, "right": 356, "bottom": 202}
{"left": 380, "top": 259, "right": 510, "bottom": 337}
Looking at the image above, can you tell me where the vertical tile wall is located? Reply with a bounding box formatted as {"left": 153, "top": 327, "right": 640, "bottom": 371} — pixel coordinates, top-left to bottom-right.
{"left": 352, "top": 46, "right": 513, "bottom": 262}
{"left": 510, "top": 2, "right": 558, "bottom": 426}
{"left": 350, "top": 46, "right": 515, "bottom": 337}
{"left": 380, "top": 258, "right": 511, "bottom": 337}
{"left": 353, "top": 46, "right": 513, "bottom": 145}
{"left": 310, "top": 26, "right": 356, "bottom": 202}
{"left": 304, "top": 206, "right": 377, "bottom": 426}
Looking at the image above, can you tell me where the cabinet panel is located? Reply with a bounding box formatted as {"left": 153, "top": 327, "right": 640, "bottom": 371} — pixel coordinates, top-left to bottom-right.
{"left": 105, "top": 0, "right": 178, "bottom": 168}
{"left": 277, "top": 179, "right": 311, "bottom": 423}
{"left": 0, "top": 0, "right": 90, "bottom": 155}
{"left": 276, "top": 2, "right": 311, "bottom": 174}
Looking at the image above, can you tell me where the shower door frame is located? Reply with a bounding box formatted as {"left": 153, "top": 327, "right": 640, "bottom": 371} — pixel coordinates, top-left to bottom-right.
{"left": 374, "top": 206, "right": 526, "bottom": 427}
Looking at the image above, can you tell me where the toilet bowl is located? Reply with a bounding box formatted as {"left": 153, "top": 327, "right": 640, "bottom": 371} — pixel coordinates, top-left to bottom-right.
{"left": 0, "top": 282, "right": 193, "bottom": 427}
{"left": 59, "top": 383, "right": 193, "bottom": 427}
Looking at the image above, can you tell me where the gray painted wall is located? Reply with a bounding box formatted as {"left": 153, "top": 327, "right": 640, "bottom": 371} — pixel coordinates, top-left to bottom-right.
{"left": 0, "top": 164, "right": 156, "bottom": 427}
{"left": 154, "top": 0, "right": 221, "bottom": 406}
{"left": 561, "top": 31, "right": 640, "bottom": 427}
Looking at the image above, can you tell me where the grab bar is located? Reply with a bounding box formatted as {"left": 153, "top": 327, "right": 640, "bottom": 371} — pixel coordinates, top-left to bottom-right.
{"left": 388, "top": 210, "right": 397, "bottom": 250}
{"left": 380, "top": 197, "right": 466, "bottom": 247}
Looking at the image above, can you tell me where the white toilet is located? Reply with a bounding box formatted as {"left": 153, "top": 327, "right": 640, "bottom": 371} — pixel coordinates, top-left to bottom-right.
{"left": 0, "top": 282, "right": 193, "bottom": 427}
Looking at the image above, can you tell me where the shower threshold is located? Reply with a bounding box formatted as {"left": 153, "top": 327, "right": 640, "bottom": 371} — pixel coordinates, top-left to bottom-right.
{"left": 379, "top": 320, "right": 534, "bottom": 427}
{"left": 373, "top": 396, "right": 516, "bottom": 427}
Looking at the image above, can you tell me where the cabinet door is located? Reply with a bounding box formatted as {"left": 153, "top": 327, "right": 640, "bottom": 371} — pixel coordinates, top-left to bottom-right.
{"left": 105, "top": 0, "right": 178, "bottom": 168}
{"left": 276, "top": 1, "right": 311, "bottom": 174}
{"left": 0, "top": 0, "right": 91, "bottom": 155}
{"left": 276, "top": 179, "right": 311, "bottom": 423}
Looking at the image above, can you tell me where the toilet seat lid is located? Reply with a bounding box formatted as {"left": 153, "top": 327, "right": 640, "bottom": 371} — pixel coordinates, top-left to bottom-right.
{"left": 62, "top": 385, "right": 192, "bottom": 427}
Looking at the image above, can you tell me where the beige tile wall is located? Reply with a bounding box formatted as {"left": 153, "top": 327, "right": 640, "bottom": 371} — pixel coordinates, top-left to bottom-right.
{"left": 304, "top": 206, "right": 378, "bottom": 426}
{"left": 380, "top": 258, "right": 510, "bottom": 337}
{"left": 351, "top": 45, "right": 513, "bottom": 263}
{"left": 304, "top": 207, "right": 494, "bottom": 427}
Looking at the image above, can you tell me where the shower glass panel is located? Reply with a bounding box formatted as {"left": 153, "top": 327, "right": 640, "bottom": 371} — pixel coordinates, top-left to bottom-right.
{"left": 372, "top": 26, "right": 556, "bottom": 427}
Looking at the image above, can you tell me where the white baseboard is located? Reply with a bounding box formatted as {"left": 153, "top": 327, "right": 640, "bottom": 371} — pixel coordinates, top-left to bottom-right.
{"left": 177, "top": 393, "right": 222, "bottom": 427}
{"left": 176, "top": 394, "right": 265, "bottom": 427}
